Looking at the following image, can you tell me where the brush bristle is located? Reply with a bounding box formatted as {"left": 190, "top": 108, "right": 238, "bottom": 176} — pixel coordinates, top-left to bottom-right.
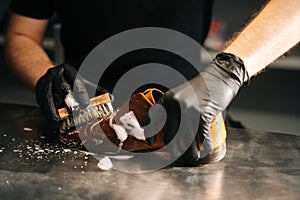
{"left": 73, "top": 103, "right": 113, "bottom": 126}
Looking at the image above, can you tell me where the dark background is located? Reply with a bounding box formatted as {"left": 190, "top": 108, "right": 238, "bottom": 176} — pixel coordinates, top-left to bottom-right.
{"left": 0, "top": 0, "right": 299, "bottom": 134}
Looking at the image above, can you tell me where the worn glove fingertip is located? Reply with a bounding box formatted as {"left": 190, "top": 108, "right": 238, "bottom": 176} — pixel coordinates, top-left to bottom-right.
{"left": 146, "top": 135, "right": 157, "bottom": 145}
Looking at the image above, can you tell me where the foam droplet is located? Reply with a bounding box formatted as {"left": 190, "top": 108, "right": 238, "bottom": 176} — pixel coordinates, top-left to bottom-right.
{"left": 97, "top": 156, "right": 113, "bottom": 170}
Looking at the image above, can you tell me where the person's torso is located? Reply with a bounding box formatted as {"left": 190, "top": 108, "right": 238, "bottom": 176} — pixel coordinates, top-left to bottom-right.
{"left": 55, "top": 0, "right": 213, "bottom": 65}
{"left": 54, "top": 0, "right": 214, "bottom": 91}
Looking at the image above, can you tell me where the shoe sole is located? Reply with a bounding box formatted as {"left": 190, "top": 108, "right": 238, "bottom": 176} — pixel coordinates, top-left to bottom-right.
{"left": 197, "top": 140, "right": 227, "bottom": 164}
{"left": 172, "top": 140, "right": 227, "bottom": 167}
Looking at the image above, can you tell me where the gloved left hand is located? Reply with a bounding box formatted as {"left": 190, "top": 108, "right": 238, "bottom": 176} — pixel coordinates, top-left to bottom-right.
{"left": 146, "top": 52, "right": 250, "bottom": 166}
{"left": 35, "top": 63, "right": 90, "bottom": 132}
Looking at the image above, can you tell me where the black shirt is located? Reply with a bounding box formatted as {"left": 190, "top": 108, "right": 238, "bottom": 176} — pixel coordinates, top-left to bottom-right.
{"left": 10, "top": 0, "right": 214, "bottom": 91}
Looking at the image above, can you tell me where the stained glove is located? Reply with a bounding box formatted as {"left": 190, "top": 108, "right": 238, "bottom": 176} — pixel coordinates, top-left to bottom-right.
{"left": 147, "top": 52, "right": 250, "bottom": 166}
{"left": 35, "top": 63, "right": 90, "bottom": 132}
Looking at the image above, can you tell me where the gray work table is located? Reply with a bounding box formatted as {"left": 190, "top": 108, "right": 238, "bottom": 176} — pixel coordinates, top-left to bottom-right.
{"left": 0, "top": 104, "right": 299, "bottom": 200}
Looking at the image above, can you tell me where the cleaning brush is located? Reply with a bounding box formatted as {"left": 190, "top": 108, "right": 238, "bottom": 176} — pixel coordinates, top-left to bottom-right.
{"left": 58, "top": 93, "right": 114, "bottom": 126}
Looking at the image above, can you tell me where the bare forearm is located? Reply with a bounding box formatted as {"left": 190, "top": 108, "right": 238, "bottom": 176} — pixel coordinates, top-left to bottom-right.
{"left": 224, "top": 0, "right": 300, "bottom": 77}
{"left": 5, "top": 34, "right": 54, "bottom": 90}
{"left": 5, "top": 13, "right": 54, "bottom": 91}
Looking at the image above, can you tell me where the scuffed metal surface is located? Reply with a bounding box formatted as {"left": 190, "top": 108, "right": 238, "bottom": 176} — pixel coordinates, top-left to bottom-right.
{"left": 0, "top": 104, "right": 299, "bottom": 200}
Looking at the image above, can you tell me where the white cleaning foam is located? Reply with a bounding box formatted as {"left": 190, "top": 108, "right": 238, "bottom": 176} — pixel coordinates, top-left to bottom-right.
{"left": 97, "top": 156, "right": 113, "bottom": 170}
{"left": 119, "top": 111, "right": 145, "bottom": 140}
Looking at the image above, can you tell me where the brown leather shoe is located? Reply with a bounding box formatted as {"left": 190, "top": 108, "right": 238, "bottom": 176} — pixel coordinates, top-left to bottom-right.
{"left": 60, "top": 88, "right": 227, "bottom": 164}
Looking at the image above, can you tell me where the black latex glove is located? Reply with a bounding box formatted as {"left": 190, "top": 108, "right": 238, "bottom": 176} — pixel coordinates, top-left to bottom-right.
{"left": 35, "top": 63, "right": 90, "bottom": 131}
{"left": 147, "top": 52, "right": 250, "bottom": 166}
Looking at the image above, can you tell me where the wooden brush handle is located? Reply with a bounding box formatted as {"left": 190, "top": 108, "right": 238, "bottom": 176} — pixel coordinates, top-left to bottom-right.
{"left": 58, "top": 93, "right": 111, "bottom": 119}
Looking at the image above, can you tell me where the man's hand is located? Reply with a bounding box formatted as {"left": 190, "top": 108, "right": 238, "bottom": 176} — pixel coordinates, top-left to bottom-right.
{"left": 147, "top": 53, "right": 249, "bottom": 165}
{"left": 35, "top": 63, "right": 90, "bottom": 131}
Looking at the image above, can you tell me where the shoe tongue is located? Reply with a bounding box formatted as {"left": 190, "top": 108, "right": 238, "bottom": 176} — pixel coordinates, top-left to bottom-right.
{"left": 141, "top": 88, "right": 164, "bottom": 105}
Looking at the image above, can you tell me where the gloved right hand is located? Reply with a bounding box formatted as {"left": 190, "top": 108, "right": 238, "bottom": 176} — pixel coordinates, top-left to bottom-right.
{"left": 35, "top": 63, "right": 90, "bottom": 131}
{"left": 146, "top": 52, "right": 249, "bottom": 166}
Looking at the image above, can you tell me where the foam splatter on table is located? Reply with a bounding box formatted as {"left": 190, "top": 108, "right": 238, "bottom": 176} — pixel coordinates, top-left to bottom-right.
{"left": 0, "top": 104, "right": 299, "bottom": 200}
